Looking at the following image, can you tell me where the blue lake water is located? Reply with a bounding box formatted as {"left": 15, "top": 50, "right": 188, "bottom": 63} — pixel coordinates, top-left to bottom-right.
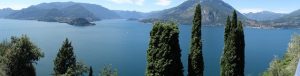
{"left": 0, "top": 19, "right": 299, "bottom": 76}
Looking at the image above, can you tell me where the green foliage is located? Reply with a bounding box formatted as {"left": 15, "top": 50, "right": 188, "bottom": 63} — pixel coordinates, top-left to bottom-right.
{"left": 221, "top": 11, "right": 245, "bottom": 76}
{"left": 188, "top": 3, "right": 204, "bottom": 76}
{"left": 89, "top": 66, "right": 93, "bottom": 76}
{"left": 99, "top": 64, "right": 118, "bottom": 76}
{"left": 146, "top": 22, "right": 183, "bottom": 76}
{"left": 0, "top": 40, "right": 12, "bottom": 56}
{"left": 62, "top": 61, "right": 89, "bottom": 76}
{"left": 263, "top": 34, "right": 300, "bottom": 76}
{"left": 54, "top": 38, "right": 77, "bottom": 75}
{"left": 0, "top": 61, "right": 7, "bottom": 76}
{"left": 1, "top": 35, "right": 44, "bottom": 76}
{"left": 224, "top": 16, "right": 231, "bottom": 41}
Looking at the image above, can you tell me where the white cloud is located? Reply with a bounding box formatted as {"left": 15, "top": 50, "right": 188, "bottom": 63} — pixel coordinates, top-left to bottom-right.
{"left": 156, "top": 0, "right": 171, "bottom": 6}
{"left": 110, "top": 0, "right": 144, "bottom": 5}
{"left": 238, "top": 8, "right": 264, "bottom": 13}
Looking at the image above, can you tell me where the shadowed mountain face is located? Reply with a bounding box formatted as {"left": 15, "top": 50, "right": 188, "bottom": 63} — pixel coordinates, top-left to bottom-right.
{"left": 61, "top": 4, "right": 98, "bottom": 20}
{"left": 6, "top": 2, "right": 120, "bottom": 21}
{"left": 143, "top": 0, "right": 247, "bottom": 25}
{"left": 244, "top": 11, "right": 286, "bottom": 21}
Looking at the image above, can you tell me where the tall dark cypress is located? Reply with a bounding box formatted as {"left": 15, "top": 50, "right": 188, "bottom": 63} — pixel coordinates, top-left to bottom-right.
{"left": 236, "top": 21, "right": 245, "bottom": 74}
{"left": 221, "top": 11, "right": 245, "bottom": 76}
{"left": 188, "top": 3, "right": 204, "bottom": 76}
{"left": 89, "top": 66, "right": 93, "bottom": 76}
{"left": 53, "top": 38, "right": 76, "bottom": 75}
{"left": 146, "top": 22, "right": 183, "bottom": 76}
{"left": 224, "top": 16, "right": 231, "bottom": 41}
{"left": 231, "top": 11, "right": 238, "bottom": 29}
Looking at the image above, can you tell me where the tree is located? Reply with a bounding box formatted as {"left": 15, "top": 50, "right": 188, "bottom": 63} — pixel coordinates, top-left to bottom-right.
{"left": 146, "top": 22, "right": 183, "bottom": 76}
{"left": 99, "top": 64, "right": 118, "bottom": 76}
{"left": 4, "top": 35, "right": 44, "bottom": 76}
{"left": 0, "top": 62, "right": 6, "bottom": 76}
{"left": 54, "top": 38, "right": 76, "bottom": 75}
{"left": 220, "top": 11, "right": 245, "bottom": 76}
{"left": 188, "top": 3, "right": 204, "bottom": 76}
{"left": 62, "top": 61, "right": 88, "bottom": 76}
{"left": 89, "top": 66, "right": 93, "bottom": 76}
{"left": 263, "top": 34, "right": 300, "bottom": 76}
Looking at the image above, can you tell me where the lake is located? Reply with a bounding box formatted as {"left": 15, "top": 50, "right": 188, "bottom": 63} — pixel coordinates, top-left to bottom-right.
{"left": 0, "top": 19, "right": 299, "bottom": 76}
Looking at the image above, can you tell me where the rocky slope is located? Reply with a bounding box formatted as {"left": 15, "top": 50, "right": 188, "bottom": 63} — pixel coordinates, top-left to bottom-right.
{"left": 142, "top": 0, "right": 247, "bottom": 25}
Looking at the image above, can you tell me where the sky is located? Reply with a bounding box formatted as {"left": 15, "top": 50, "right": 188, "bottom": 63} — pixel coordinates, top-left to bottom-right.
{"left": 223, "top": 0, "right": 300, "bottom": 13}
{"left": 0, "top": 0, "right": 299, "bottom": 13}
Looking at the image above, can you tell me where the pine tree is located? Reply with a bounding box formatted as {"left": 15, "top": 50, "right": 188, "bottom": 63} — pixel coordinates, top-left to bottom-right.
{"left": 53, "top": 38, "right": 76, "bottom": 75}
{"left": 146, "top": 22, "right": 183, "bottom": 76}
{"left": 221, "top": 11, "right": 245, "bottom": 76}
{"left": 89, "top": 66, "right": 93, "bottom": 76}
{"left": 188, "top": 3, "right": 204, "bottom": 76}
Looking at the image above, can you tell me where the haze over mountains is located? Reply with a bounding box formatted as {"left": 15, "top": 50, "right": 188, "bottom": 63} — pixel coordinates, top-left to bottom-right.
{"left": 5, "top": 2, "right": 120, "bottom": 22}
{"left": 114, "top": 10, "right": 146, "bottom": 19}
{"left": 258, "top": 9, "right": 300, "bottom": 28}
{"left": 0, "top": 8, "right": 17, "bottom": 18}
{"left": 244, "top": 11, "right": 286, "bottom": 21}
{"left": 0, "top": 0, "right": 300, "bottom": 28}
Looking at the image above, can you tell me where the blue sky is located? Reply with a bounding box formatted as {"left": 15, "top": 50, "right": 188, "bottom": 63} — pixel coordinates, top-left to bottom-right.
{"left": 0, "top": 0, "right": 299, "bottom": 13}
{"left": 223, "top": 0, "right": 300, "bottom": 13}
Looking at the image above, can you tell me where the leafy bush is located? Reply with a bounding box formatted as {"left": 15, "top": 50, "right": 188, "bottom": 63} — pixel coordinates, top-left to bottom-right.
{"left": 263, "top": 34, "right": 300, "bottom": 76}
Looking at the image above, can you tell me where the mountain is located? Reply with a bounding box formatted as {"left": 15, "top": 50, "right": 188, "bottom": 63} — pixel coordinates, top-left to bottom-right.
{"left": 257, "top": 9, "right": 300, "bottom": 28}
{"left": 0, "top": 8, "right": 18, "bottom": 18}
{"left": 60, "top": 4, "right": 98, "bottom": 20}
{"left": 80, "top": 4, "right": 120, "bottom": 19}
{"left": 244, "top": 11, "right": 286, "bottom": 21}
{"left": 287, "top": 9, "right": 300, "bottom": 16}
{"left": 36, "top": 4, "right": 98, "bottom": 22}
{"left": 142, "top": 0, "right": 247, "bottom": 25}
{"left": 114, "top": 10, "right": 146, "bottom": 19}
{"left": 6, "top": 2, "right": 120, "bottom": 21}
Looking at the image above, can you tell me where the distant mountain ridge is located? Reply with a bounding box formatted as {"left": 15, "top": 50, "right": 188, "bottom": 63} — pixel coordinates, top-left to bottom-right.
{"left": 2, "top": 1, "right": 300, "bottom": 28}
{"left": 0, "top": 8, "right": 17, "bottom": 18}
{"left": 114, "top": 10, "right": 146, "bottom": 19}
{"left": 142, "top": 0, "right": 248, "bottom": 25}
{"left": 6, "top": 2, "right": 120, "bottom": 22}
{"left": 258, "top": 9, "right": 300, "bottom": 28}
{"left": 244, "top": 11, "right": 286, "bottom": 21}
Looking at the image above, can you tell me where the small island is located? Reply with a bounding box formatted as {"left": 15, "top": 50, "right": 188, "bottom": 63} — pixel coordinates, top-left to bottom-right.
{"left": 66, "top": 18, "right": 96, "bottom": 26}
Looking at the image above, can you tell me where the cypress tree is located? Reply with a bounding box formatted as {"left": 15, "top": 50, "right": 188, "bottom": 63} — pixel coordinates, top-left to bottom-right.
{"left": 53, "top": 38, "right": 76, "bottom": 75}
{"left": 89, "top": 66, "right": 93, "bottom": 76}
{"left": 188, "top": 3, "right": 204, "bottom": 76}
{"left": 146, "top": 22, "right": 183, "bottom": 76}
{"left": 224, "top": 16, "right": 231, "bottom": 41}
{"left": 236, "top": 21, "right": 245, "bottom": 74}
{"left": 221, "top": 11, "right": 245, "bottom": 76}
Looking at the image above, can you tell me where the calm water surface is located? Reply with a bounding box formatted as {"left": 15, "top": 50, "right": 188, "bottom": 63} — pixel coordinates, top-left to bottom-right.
{"left": 0, "top": 19, "right": 299, "bottom": 76}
